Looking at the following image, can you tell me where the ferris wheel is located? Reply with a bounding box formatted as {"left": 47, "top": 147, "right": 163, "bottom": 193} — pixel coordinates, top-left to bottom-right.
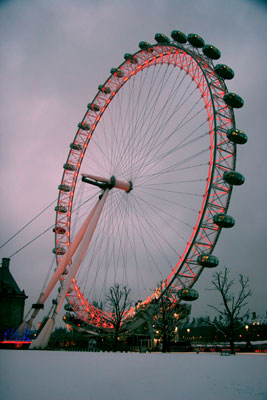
{"left": 27, "top": 31, "right": 247, "bottom": 346}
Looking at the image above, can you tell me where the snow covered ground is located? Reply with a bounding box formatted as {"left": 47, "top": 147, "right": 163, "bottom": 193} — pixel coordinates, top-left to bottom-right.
{"left": 0, "top": 350, "right": 266, "bottom": 400}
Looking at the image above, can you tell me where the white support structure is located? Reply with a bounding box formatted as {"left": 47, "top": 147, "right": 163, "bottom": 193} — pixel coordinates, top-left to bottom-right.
{"left": 29, "top": 190, "right": 109, "bottom": 349}
{"left": 27, "top": 174, "right": 132, "bottom": 349}
{"left": 82, "top": 173, "right": 132, "bottom": 192}
{"left": 18, "top": 200, "right": 100, "bottom": 333}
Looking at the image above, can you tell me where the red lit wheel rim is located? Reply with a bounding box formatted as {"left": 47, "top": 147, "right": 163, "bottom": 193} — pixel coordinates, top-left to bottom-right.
{"left": 55, "top": 42, "right": 236, "bottom": 329}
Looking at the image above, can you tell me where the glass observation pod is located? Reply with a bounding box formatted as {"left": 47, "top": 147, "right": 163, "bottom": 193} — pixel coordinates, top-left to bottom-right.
{"left": 70, "top": 142, "right": 82, "bottom": 151}
{"left": 223, "top": 92, "right": 244, "bottom": 108}
{"left": 58, "top": 184, "right": 71, "bottom": 192}
{"left": 214, "top": 64, "right": 235, "bottom": 80}
{"left": 138, "top": 41, "right": 153, "bottom": 51}
{"left": 98, "top": 84, "right": 111, "bottom": 94}
{"left": 110, "top": 67, "right": 124, "bottom": 77}
{"left": 64, "top": 304, "right": 73, "bottom": 311}
{"left": 53, "top": 226, "right": 66, "bottom": 234}
{"left": 154, "top": 33, "right": 171, "bottom": 45}
{"left": 77, "top": 122, "right": 90, "bottom": 131}
{"left": 223, "top": 171, "right": 245, "bottom": 186}
{"left": 54, "top": 205, "right": 67, "bottom": 213}
{"left": 171, "top": 30, "right": 187, "bottom": 44}
{"left": 87, "top": 103, "right": 101, "bottom": 112}
{"left": 178, "top": 288, "right": 199, "bottom": 301}
{"left": 63, "top": 163, "right": 76, "bottom": 171}
{"left": 187, "top": 33, "right": 205, "bottom": 48}
{"left": 213, "top": 213, "right": 235, "bottom": 228}
{"left": 124, "top": 53, "right": 138, "bottom": 63}
{"left": 197, "top": 254, "right": 219, "bottom": 268}
{"left": 202, "top": 44, "right": 221, "bottom": 60}
{"left": 226, "top": 129, "right": 248, "bottom": 144}
{"left": 52, "top": 247, "right": 66, "bottom": 255}
{"left": 32, "top": 303, "right": 44, "bottom": 309}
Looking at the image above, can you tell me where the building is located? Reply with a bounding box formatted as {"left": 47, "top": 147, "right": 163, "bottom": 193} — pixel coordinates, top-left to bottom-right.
{"left": 0, "top": 258, "right": 27, "bottom": 338}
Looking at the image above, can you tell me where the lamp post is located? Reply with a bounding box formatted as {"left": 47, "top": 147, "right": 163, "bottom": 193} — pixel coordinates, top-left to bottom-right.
{"left": 174, "top": 327, "right": 179, "bottom": 342}
{"left": 245, "top": 324, "right": 251, "bottom": 350}
{"left": 245, "top": 324, "right": 249, "bottom": 338}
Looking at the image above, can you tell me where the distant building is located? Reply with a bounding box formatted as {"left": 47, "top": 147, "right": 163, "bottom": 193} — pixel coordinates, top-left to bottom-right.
{"left": 0, "top": 258, "right": 27, "bottom": 338}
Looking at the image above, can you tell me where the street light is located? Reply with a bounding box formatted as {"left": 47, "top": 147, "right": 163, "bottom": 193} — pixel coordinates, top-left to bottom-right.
{"left": 187, "top": 328, "right": 190, "bottom": 339}
{"left": 245, "top": 324, "right": 250, "bottom": 347}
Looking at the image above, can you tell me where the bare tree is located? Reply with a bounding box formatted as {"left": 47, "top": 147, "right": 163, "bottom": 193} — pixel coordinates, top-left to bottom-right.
{"left": 153, "top": 294, "right": 191, "bottom": 353}
{"left": 208, "top": 267, "right": 251, "bottom": 354}
{"left": 105, "top": 283, "right": 131, "bottom": 351}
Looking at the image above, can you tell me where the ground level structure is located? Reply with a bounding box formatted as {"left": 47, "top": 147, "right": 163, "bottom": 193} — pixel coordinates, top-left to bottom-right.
{"left": 0, "top": 351, "right": 266, "bottom": 400}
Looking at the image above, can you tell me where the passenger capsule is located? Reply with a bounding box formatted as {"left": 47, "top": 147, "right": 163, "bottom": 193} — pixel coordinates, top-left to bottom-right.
{"left": 197, "top": 254, "right": 219, "bottom": 268}
{"left": 214, "top": 64, "right": 234, "bottom": 79}
{"left": 55, "top": 205, "right": 67, "bottom": 213}
{"left": 223, "top": 171, "right": 245, "bottom": 186}
{"left": 58, "top": 184, "right": 71, "bottom": 192}
{"left": 64, "top": 304, "right": 73, "bottom": 311}
{"left": 32, "top": 303, "right": 44, "bottom": 310}
{"left": 70, "top": 142, "right": 82, "bottom": 151}
{"left": 226, "top": 129, "right": 248, "bottom": 144}
{"left": 154, "top": 33, "right": 170, "bottom": 45}
{"left": 213, "top": 213, "right": 235, "bottom": 228}
{"left": 178, "top": 288, "right": 199, "bottom": 301}
{"left": 77, "top": 122, "right": 90, "bottom": 131}
{"left": 63, "top": 163, "right": 76, "bottom": 171}
{"left": 98, "top": 84, "right": 111, "bottom": 94}
{"left": 110, "top": 68, "right": 124, "bottom": 77}
{"left": 124, "top": 53, "right": 138, "bottom": 63}
{"left": 87, "top": 103, "right": 100, "bottom": 112}
{"left": 187, "top": 33, "right": 205, "bottom": 48}
{"left": 53, "top": 247, "right": 66, "bottom": 255}
{"left": 139, "top": 41, "right": 153, "bottom": 51}
{"left": 53, "top": 226, "right": 66, "bottom": 234}
{"left": 171, "top": 30, "right": 187, "bottom": 44}
{"left": 223, "top": 92, "right": 244, "bottom": 108}
{"left": 202, "top": 44, "right": 221, "bottom": 60}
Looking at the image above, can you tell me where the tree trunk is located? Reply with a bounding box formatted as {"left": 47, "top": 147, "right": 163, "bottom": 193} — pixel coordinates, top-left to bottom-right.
{"left": 229, "top": 319, "right": 235, "bottom": 355}
{"left": 162, "top": 331, "right": 168, "bottom": 353}
{"left": 113, "top": 326, "right": 119, "bottom": 352}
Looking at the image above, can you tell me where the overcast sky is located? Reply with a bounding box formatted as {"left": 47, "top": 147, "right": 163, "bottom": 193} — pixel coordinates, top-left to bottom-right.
{"left": 0, "top": 0, "right": 266, "bottom": 323}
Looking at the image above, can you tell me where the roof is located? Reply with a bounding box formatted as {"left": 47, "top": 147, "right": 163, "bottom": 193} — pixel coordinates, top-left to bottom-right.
{"left": 0, "top": 258, "right": 26, "bottom": 297}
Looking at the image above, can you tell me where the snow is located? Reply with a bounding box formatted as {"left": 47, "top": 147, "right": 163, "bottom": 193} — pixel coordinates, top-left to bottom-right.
{"left": 0, "top": 351, "right": 266, "bottom": 400}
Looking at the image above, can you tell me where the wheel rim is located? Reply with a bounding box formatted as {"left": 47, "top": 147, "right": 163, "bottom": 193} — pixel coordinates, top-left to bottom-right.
{"left": 55, "top": 41, "right": 236, "bottom": 330}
